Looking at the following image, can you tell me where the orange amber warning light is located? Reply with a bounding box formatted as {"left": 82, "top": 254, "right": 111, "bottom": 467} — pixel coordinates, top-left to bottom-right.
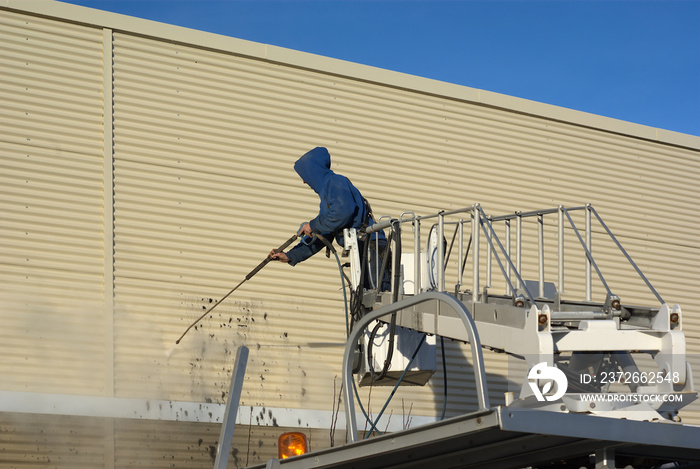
{"left": 278, "top": 432, "right": 308, "bottom": 459}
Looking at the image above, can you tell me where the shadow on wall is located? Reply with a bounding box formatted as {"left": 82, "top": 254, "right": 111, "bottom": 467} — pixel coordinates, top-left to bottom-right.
{"left": 431, "top": 339, "right": 511, "bottom": 420}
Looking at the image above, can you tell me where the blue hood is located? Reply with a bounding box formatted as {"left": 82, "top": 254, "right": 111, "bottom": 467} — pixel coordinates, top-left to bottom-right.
{"left": 294, "top": 147, "right": 332, "bottom": 194}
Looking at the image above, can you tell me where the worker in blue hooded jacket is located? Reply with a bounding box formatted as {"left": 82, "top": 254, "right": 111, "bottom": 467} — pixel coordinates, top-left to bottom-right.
{"left": 268, "top": 147, "right": 389, "bottom": 289}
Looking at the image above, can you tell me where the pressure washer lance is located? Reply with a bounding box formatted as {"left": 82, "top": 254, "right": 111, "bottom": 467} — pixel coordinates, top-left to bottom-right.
{"left": 174, "top": 231, "right": 300, "bottom": 345}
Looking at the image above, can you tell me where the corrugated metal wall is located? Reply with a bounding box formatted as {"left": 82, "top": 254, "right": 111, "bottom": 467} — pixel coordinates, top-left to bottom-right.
{"left": 0, "top": 8, "right": 107, "bottom": 395}
{"left": 1, "top": 2, "right": 699, "bottom": 467}
{"left": 0, "top": 412, "right": 334, "bottom": 468}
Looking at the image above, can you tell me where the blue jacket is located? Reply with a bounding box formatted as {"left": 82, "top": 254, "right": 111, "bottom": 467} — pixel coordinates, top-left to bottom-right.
{"left": 286, "top": 147, "right": 377, "bottom": 266}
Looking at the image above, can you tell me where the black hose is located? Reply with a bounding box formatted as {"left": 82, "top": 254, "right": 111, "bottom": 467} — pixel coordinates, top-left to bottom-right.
{"left": 376, "top": 222, "right": 401, "bottom": 380}
{"left": 315, "top": 233, "right": 380, "bottom": 435}
{"left": 392, "top": 221, "right": 402, "bottom": 303}
{"left": 366, "top": 321, "right": 384, "bottom": 380}
{"left": 367, "top": 222, "right": 398, "bottom": 381}
{"left": 460, "top": 234, "right": 472, "bottom": 277}
{"left": 375, "top": 229, "right": 393, "bottom": 297}
{"left": 365, "top": 334, "right": 426, "bottom": 439}
{"left": 444, "top": 223, "right": 459, "bottom": 271}
{"left": 350, "top": 234, "right": 371, "bottom": 327}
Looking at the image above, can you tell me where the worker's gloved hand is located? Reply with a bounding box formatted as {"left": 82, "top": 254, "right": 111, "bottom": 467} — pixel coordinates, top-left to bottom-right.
{"left": 297, "top": 222, "right": 315, "bottom": 245}
{"left": 268, "top": 250, "right": 289, "bottom": 263}
{"left": 298, "top": 222, "right": 313, "bottom": 237}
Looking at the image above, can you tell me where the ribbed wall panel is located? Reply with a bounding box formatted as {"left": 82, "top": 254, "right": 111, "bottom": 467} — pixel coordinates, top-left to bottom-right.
{"left": 108, "top": 30, "right": 700, "bottom": 424}
{"left": 113, "top": 418, "right": 341, "bottom": 468}
{"left": 0, "top": 10, "right": 106, "bottom": 396}
{"left": 0, "top": 413, "right": 107, "bottom": 468}
{"left": 1, "top": 4, "right": 699, "bottom": 464}
{"left": 0, "top": 11, "right": 104, "bottom": 153}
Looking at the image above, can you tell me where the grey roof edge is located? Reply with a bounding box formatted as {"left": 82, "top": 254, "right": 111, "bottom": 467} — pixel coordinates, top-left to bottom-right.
{"left": 6, "top": 0, "right": 700, "bottom": 151}
{"left": 244, "top": 407, "right": 700, "bottom": 468}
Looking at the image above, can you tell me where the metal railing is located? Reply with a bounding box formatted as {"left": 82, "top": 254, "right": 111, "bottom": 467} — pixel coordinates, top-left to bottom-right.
{"left": 371, "top": 203, "right": 664, "bottom": 307}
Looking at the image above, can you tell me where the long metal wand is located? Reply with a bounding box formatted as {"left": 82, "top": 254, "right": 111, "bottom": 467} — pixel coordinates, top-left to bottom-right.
{"left": 175, "top": 233, "right": 298, "bottom": 344}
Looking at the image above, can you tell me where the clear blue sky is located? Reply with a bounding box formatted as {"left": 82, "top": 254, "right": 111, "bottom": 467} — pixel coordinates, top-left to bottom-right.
{"left": 62, "top": 0, "right": 700, "bottom": 137}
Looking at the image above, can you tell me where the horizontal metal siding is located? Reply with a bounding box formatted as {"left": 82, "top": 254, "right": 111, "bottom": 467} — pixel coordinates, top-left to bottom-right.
{"left": 0, "top": 412, "right": 338, "bottom": 469}
{"left": 0, "top": 6, "right": 697, "bottom": 465}
{"left": 109, "top": 30, "right": 700, "bottom": 425}
{"left": 0, "top": 412, "right": 107, "bottom": 467}
{"left": 0, "top": 10, "right": 106, "bottom": 395}
{"left": 108, "top": 33, "right": 454, "bottom": 421}
{"left": 0, "top": 4, "right": 696, "bottom": 466}
{"left": 114, "top": 418, "right": 341, "bottom": 468}
{"left": 107, "top": 33, "right": 515, "bottom": 419}
{"left": 110, "top": 33, "right": 355, "bottom": 418}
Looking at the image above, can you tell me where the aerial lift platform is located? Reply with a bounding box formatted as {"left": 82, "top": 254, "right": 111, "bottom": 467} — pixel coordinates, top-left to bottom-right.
{"left": 246, "top": 204, "right": 700, "bottom": 469}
